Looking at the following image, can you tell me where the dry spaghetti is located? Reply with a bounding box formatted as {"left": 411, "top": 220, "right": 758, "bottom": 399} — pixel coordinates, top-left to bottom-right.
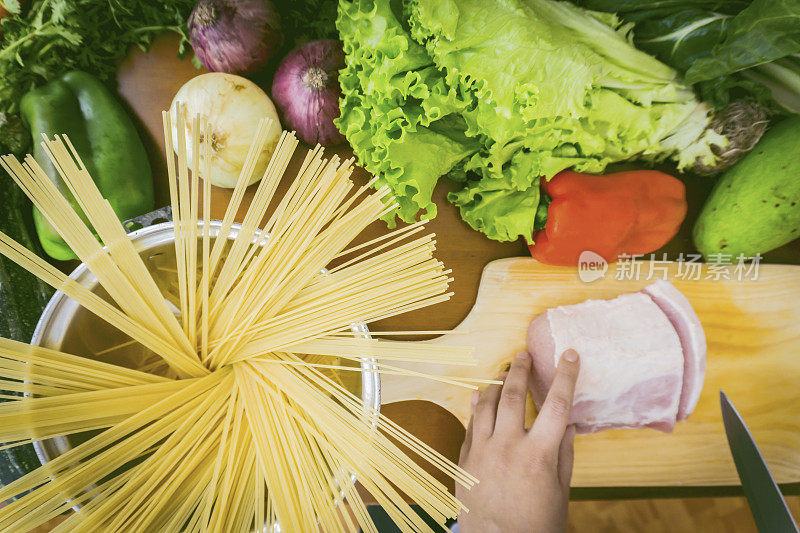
{"left": 0, "top": 111, "right": 491, "bottom": 532}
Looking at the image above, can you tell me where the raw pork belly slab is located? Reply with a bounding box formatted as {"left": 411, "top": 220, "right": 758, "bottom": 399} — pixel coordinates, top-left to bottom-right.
{"left": 526, "top": 282, "right": 703, "bottom": 434}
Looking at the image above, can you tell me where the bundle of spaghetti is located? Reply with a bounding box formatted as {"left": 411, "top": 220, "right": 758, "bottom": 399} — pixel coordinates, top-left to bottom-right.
{"left": 0, "top": 108, "right": 492, "bottom": 532}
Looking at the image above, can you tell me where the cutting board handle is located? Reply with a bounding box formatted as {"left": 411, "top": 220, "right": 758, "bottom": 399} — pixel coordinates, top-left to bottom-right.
{"left": 379, "top": 258, "right": 535, "bottom": 426}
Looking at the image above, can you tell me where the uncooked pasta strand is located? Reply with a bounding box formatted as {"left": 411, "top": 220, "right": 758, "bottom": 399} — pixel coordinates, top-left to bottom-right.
{"left": 201, "top": 119, "right": 213, "bottom": 362}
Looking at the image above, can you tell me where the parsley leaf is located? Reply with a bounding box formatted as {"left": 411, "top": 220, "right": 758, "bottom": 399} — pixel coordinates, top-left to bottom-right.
{"left": 0, "top": 0, "right": 197, "bottom": 118}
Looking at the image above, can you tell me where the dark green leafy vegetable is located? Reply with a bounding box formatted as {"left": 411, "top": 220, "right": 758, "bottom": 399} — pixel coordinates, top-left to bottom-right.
{"left": 578, "top": 0, "right": 800, "bottom": 112}
{"left": 739, "top": 56, "right": 800, "bottom": 113}
{"left": 277, "top": 0, "right": 340, "bottom": 44}
{"left": 576, "top": 1, "right": 745, "bottom": 72}
{"left": 0, "top": 0, "right": 195, "bottom": 119}
{"left": 684, "top": 0, "right": 800, "bottom": 84}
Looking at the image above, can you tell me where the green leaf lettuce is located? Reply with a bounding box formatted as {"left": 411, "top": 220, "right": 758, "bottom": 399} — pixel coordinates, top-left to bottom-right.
{"left": 337, "top": 0, "right": 725, "bottom": 242}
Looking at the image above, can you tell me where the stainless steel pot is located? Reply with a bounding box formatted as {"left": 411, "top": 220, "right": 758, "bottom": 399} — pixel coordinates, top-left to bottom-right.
{"left": 29, "top": 220, "right": 381, "bottom": 511}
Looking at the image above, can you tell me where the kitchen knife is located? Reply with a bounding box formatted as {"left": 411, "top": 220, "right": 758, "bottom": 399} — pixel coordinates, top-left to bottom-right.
{"left": 720, "top": 390, "right": 799, "bottom": 533}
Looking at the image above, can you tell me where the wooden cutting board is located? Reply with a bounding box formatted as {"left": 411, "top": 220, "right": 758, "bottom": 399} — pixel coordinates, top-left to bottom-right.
{"left": 380, "top": 258, "right": 800, "bottom": 487}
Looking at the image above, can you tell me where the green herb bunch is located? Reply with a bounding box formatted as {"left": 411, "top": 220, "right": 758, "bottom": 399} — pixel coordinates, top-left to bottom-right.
{"left": 0, "top": 0, "right": 196, "bottom": 151}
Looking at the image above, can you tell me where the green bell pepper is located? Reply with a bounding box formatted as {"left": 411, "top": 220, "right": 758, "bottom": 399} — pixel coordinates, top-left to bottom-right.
{"left": 19, "top": 70, "right": 154, "bottom": 260}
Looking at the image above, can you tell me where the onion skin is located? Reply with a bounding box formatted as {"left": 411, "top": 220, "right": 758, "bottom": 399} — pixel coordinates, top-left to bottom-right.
{"left": 170, "top": 73, "right": 282, "bottom": 188}
{"left": 272, "top": 39, "right": 346, "bottom": 146}
{"left": 188, "top": 0, "right": 282, "bottom": 75}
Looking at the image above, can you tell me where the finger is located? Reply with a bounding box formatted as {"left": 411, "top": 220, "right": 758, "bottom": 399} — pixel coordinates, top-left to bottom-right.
{"left": 557, "top": 425, "right": 576, "bottom": 490}
{"left": 459, "top": 390, "right": 480, "bottom": 463}
{"left": 528, "top": 349, "right": 580, "bottom": 457}
{"left": 472, "top": 372, "right": 506, "bottom": 441}
{"left": 494, "top": 351, "right": 532, "bottom": 436}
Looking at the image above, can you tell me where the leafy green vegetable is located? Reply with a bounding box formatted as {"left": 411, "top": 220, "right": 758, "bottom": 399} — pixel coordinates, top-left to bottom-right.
{"left": 278, "top": 0, "right": 341, "bottom": 44}
{"left": 741, "top": 56, "right": 800, "bottom": 113}
{"left": 336, "top": 0, "right": 480, "bottom": 222}
{"left": 574, "top": 1, "right": 745, "bottom": 72}
{"left": 337, "top": 0, "right": 725, "bottom": 243}
{"left": 578, "top": 0, "right": 800, "bottom": 111}
{"left": 450, "top": 177, "right": 542, "bottom": 242}
{"left": 685, "top": 0, "right": 800, "bottom": 83}
{"left": 0, "top": 0, "right": 195, "bottom": 121}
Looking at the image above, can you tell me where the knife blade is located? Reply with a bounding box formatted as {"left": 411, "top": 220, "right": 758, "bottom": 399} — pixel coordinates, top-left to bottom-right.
{"left": 720, "top": 390, "right": 799, "bottom": 533}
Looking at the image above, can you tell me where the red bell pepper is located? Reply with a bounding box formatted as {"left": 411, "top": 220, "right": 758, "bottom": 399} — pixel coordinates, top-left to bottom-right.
{"left": 529, "top": 170, "right": 687, "bottom": 266}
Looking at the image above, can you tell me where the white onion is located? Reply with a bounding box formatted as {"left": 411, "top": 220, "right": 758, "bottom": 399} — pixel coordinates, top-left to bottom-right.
{"left": 169, "top": 72, "right": 281, "bottom": 188}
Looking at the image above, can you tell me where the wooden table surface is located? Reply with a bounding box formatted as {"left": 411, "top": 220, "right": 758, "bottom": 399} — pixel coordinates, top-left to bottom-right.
{"left": 113, "top": 35, "right": 800, "bottom": 500}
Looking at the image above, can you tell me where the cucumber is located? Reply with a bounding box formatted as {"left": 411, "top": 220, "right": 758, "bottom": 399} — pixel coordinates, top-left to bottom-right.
{"left": 0, "top": 168, "right": 54, "bottom": 491}
{"left": 693, "top": 117, "right": 800, "bottom": 258}
{"left": 0, "top": 171, "right": 54, "bottom": 339}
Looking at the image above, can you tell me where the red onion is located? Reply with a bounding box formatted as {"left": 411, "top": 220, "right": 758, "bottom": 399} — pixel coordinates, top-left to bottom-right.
{"left": 188, "top": 0, "right": 282, "bottom": 75}
{"left": 272, "top": 39, "right": 346, "bottom": 146}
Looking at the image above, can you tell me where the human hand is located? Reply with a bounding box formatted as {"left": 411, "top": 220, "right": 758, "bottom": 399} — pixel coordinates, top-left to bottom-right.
{"left": 456, "top": 349, "right": 580, "bottom": 533}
